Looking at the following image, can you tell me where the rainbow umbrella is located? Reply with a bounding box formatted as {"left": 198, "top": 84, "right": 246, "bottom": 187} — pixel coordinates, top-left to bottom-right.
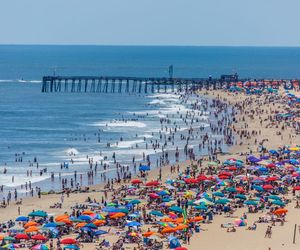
{"left": 234, "top": 219, "right": 247, "bottom": 227}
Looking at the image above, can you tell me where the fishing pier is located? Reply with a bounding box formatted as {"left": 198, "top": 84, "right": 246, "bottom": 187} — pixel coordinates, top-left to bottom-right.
{"left": 41, "top": 74, "right": 238, "bottom": 93}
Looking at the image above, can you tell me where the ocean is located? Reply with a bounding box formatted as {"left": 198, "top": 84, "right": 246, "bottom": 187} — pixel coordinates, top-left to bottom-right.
{"left": 0, "top": 45, "right": 300, "bottom": 196}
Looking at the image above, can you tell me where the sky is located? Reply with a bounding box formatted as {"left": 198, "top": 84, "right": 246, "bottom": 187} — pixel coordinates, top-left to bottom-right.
{"left": 0, "top": 0, "right": 299, "bottom": 46}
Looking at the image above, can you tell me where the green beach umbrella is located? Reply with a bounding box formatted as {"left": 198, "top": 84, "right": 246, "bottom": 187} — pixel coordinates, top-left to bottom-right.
{"left": 215, "top": 199, "right": 230, "bottom": 204}
{"left": 235, "top": 194, "right": 247, "bottom": 200}
{"left": 268, "top": 195, "right": 281, "bottom": 201}
{"left": 194, "top": 205, "right": 208, "bottom": 211}
{"left": 272, "top": 200, "right": 285, "bottom": 206}
{"left": 128, "top": 199, "right": 141, "bottom": 205}
{"left": 169, "top": 206, "right": 183, "bottom": 213}
{"left": 28, "top": 210, "right": 48, "bottom": 217}
{"left": 213, "top": 192, "right": 224, "bottom": 197}
{"left": 244, "top": 200, "right": 258, "bottom": 206}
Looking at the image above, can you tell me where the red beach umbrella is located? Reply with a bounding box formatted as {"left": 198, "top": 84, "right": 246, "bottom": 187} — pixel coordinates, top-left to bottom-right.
{"left": 60, "top": 238, "right": 77, "bottom": 244}
{"left": 15, "top": 234, "right": 30, "bottom": 240}
{"left": 266, "top": 163, "right": 276, "bottom": 168}
{"left": 149, "top": 193, "right": 160, "bottom": 199}
{"left": 31, "top": 234, "right": 48, "bottom": 241}
{"left": 175, "top": 247, "right": 188, "bottom": 250}
{"left": 266, "top": 176, "right": 278, "bottom": 182}
{"left": 263, "top": 184, "right": 274, "bottom": 190}
{"left": 131, "top": 179, "right": 142, "bottom": 184}
{"left": 197, "top": 175, "right": 207, "bottom": 181}
{"left": 293, "top": 186, "right": 300, "bottom": 191}
{"left": 146, "top": 181, "right": 160, "bottom": 187}
{"left": 184, "top": 178, "right": 199, "bottom": 184}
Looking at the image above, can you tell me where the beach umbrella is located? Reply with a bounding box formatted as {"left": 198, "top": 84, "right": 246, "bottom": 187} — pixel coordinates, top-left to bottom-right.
{"left": 263, "top": 184, "right": 274, "bottom": 190}
{"left": 94, "top": 230, "right": 108, "bottom": 236}
{"left": 169, "top": 206, "right": 183, "bottom": 213}
{"left": 15, "top": 234, "right": 29, "bottom": 240}
{"left": 139, "top": 165, "right": 150, "bottom": 171}
{"left": 2, "top": 244, "right": 20, "bottom": 249}
{"left": 226, "top": 187, "right": 237, "bottom": 193}
{"left": 31, "top": 235, "right": 48, "bottom": 241}
{"left": 3, "top": 236, "right": 15, "bottom": 241}
{"left": 268, "top": 195, "right": 281, "bottom": 200}
{"left": 28, "top": 210, "right": 48, "bottom": 218}
{"left": 43, "top": 222, "right": 58, "bottom": 228}
{"left": 235, "top": 194, "right": 247, "bottom": 200}
{"left": 63, "top": 245, "right": 79, "bottom": 250}
{"left": 116, "top": 207, "right": 129, "bottom": 214}
{"left": 128, "top": 199, "right": 141, "bottom": 205}
{"left": 75, "top": 222, "right": 87, "bottom": 228}
{"left": 273, "top": 208, "right": 288, "bottom": 215}
{"left": 15, "top": 216, "right": 29, "bottom": 222}
{"left": 125, "top": 221, "right": 141, "bottom": 227}
{"left": 163, "top": 197, "right": 173, "bottom": 202}
{"left": 175, "top": 224, "right": 188, "bottom": 231}
{"left": 93, "top": 220, "right": 106, "bottom": 226}
{"left": 131, "top": 179, "right": 142, "bottom": 184}
{"left": 85, "top": 223, "right": 97, "bottom": 229}
{"left": 293, "top": 186, "right": 300, "bottom": 190}
{"left": 149, "top": 193, "right": 160, "bottom": 199}
{"left": 212, "top": 192, "right": 224, "bottom": 197}
{"left": 194, "top": 205, "right": 208, "bottom": 211}
{"left": 25, "top": 226, "right": 39, "bottom": 233}
{"left": 77, "top": 215, "right": 91, "bottom": 221}
{"left": 272, "top": 200, "right": 285, "bottom": 206}
{"left": 87, "top": 202, "right": 100, "bottom": 207}
{"left": 110, "top": 212, "right": 126, "bottom": 219}
{"left": 24, "top": 221, "right": 38, "bottom": 228}
{"left": 142, "top": 231, "right": 155, "bottom": 237}
{"left": 55, "top": 214, "right": 69, "bottom": 222}
{"left": 157, "top": 190, "right": 170, "bottom": 196}
{"left": 244, "top": 200, "right": 258, "bottom": 206}
{"left": 161, "top": 227, "right": 176, "bottom": 234}
{"left": 189, "top": 216, "right": 204, "bottom": 222}
{"left": 32, "top": 244, "right": 49, "bottom": 250}
{"left": 234, "top": 219, "right": 247, "bottom": 227}
{"left": 253, "top": 185, "right": 264, "bottom": 192}
{"left": 215, "top": 199, "right": 230, "bottom": 204}
{"left": 60, "top": 238, "right": 77, "bottom": 245}
{"left": 208, "top": 162, "right": 218, "bottom": 166}
{"left": 82, "top": 210, "right": 94, "bottom": 215}
{"left": 150, "top": 210, "right": 164, "bottom": 217}
{"left": 146, "top": 181, "right": 160, "bottom": 187}
{"left": 175, "top": 248, "right": 188, "bottom": 250}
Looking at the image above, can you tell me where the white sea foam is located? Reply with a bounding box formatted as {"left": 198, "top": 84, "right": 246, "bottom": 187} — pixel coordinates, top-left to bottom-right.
{"left": 111, "top": 139, "right": 144, "bottom": 149}
{"left": 65, "top": 147, "right": 79, "bottom": 155}
{"left": 92, "top": 120, "right": 146, "bottom": 128}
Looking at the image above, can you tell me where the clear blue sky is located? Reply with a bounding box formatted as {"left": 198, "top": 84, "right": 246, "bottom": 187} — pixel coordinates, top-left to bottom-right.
{"left": 1, "top": 0, "right": 299, "bottom": 46}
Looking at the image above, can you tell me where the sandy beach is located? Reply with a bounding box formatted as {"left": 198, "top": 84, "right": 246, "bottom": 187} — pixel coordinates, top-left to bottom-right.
{"left": 0, "top": 87, "right": 299, "bottom": 250}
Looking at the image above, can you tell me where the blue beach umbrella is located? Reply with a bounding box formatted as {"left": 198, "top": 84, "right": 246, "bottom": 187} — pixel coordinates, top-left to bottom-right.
{"left": 15, "top": 216, "right": 29, "bottom": 222}
{"left": 94, "top": 230, "right": 108, "bottom": 236}
{"left": 78, "top": 215, "right": 92, "bottom": 221}
{"left": 139, "top": 165, "right": 150, "bottom": 171}
{"left": 126, "top": 221, "right": 141, "bottom": 227}
{"left": 44, "top": 222, "right": 58, "bottom": 228}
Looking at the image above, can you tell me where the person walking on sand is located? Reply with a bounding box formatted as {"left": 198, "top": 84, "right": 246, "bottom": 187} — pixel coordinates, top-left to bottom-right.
{"left": 60, "top": 194, "right": 64, "bottom": 204}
